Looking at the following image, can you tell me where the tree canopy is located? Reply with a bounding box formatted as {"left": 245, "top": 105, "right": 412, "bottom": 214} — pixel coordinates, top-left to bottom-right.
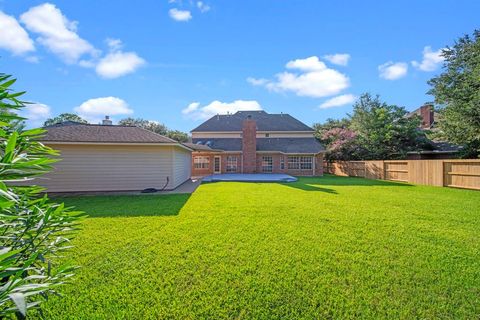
{"left": 314, "top": 93, "right": 431, "bottom": 161}
{"left": 118, "top": 117, "right": 189, "bottom": 142}
{"left": 43, "top": 113, "right": 88, "bottom": 126}
{"left": 118, "top": 117, "right": 168, "bottom": 135}
{"left": 428, "top": 29, "right": 480, "bottom": 158}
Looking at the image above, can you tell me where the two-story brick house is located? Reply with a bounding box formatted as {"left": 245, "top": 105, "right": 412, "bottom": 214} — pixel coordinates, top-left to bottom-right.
{"left": 187, "top": 110, "right": 325, "bottom": 176}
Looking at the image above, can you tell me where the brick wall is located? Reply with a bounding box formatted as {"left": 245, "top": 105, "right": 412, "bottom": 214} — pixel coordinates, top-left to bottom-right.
{"left": 419, "top": 104, "right": 434, "bottom": 128}
{"left": 242, "top": 117, "right": 257, "bottom": 173}
{"left": 192, "top": 152, "right": 244, "bottom": 176}
{"left": 191, "top": 152, "right": 215, "bottom": 177}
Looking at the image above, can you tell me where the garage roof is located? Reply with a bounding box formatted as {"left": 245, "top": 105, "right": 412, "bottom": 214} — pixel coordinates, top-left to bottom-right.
{"left": 42, "top": 121, "right": 179, "bottom": 144}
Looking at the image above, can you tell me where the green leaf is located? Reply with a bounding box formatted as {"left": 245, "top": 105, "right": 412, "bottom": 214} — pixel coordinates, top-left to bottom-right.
{"left": 3, "top": 131, "right": 18, "bottom": 162}
{"left": 0, "top": 78, "right": 16, "bottom": 90}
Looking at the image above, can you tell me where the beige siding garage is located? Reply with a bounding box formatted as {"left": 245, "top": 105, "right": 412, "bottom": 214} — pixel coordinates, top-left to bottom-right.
{"left": 172, "top": 147, "right": 192, "bottom": 187}
{"left": 40, "top": 143, "right": 191, "bottom": 192}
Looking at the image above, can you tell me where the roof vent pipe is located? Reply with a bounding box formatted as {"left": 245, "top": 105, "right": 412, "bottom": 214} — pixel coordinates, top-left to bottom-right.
{"left": 102, "top": 116, "right": 113, "bottom": 125}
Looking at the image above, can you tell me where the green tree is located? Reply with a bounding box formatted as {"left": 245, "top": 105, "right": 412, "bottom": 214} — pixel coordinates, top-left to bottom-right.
{"left": 166, "top": 130, "right": 189, "bottom": 143}
{"left": 118, "top": 117, "right": 168, "bottom": 135}
{"left": 0, "top": 74, "right": 83, "bottom": 318}
{"left": 313, "top": 118, "right": 350, "bottom": 142}
{"left": 43, "top": 113, "right": 88, "bottom": 126}
{"left": 428, "top": 30, "right": 480, "bottom": 158}
{"left": 349, "top": 93, "right": 430, "bottom": 160}
{"left": 119, "top": 117, "right": 190, "bottom": 142}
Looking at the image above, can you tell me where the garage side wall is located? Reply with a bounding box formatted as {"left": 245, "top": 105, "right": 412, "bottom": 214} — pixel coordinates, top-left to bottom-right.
{"left": 172, "top": 147, "right": 192, "bottom": 188}
{"left": 40, "top": 144, "right": 176, "bottom": 192}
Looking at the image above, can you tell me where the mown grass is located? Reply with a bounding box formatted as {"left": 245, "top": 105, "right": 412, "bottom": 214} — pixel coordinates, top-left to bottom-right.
{"left": 40, "top": 176, "right": 480, "bottom": 319}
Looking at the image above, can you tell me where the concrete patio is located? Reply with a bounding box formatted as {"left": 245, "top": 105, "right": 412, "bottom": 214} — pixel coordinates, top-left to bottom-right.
{"left": 201, "top": 173, "right": 298, "bottom": 183}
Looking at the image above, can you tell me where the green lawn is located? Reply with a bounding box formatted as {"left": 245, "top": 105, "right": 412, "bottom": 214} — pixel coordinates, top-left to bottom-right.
{"left": 39, "top": 176, "right": 479, "bottom": 319}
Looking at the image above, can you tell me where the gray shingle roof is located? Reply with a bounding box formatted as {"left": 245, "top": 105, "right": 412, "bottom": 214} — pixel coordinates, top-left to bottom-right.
{"left": 41, "top": 121, "right": 177, "bottom": 144}
{"left": 192, "top": 137, "right": 324, "bottom": 153}
{"left": 191, "top": 111, "right": 314, "bottom": 132}
{"left": 182, "top": 142, "right": 223, "bottom": 152}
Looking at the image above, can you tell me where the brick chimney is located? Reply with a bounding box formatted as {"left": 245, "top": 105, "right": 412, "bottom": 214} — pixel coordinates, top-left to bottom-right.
{"left": 102, "top": 115, "right": 113, "bottom": 125}
{"left": 242, "top": 114, "right": 257, "bottom": 173}
{"left": 419, "top": 103, "right": 434, "bottom": 129}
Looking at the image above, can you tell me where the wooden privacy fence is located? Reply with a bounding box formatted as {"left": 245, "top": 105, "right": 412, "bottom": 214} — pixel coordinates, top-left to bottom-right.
{"left": 323, "top": 159, "right": 480, "bottom": 190}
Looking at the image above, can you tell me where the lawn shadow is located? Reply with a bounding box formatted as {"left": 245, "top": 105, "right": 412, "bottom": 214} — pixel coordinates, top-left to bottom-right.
{"left": 280, "top": 175, "right": 412, "bottom": 193}
{"left": 52, "top": 193, "right": 191, "bottom": 218}
{"left": 320, "top": 175, "right": 413, "bottom": 187}
{"left": 280, "top": 182, "right": 338, "bottom": 194}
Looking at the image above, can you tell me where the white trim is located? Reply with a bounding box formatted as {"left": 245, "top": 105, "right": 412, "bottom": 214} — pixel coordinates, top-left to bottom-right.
{"left": 213, "top": 155, "right": 222, "bottom": 174}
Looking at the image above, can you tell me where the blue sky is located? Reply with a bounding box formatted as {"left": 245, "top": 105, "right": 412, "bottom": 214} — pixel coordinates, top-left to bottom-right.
{"left": 0, "top": 0, "right": 479, "bottom": 131}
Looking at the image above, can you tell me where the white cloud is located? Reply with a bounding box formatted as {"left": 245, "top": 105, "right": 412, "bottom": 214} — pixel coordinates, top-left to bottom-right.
{"left": 20, "top": 3, "right": 97, "bottom": 63}
{"left": 106, "top": 38, "right": 123, "bottom": 51}
{"left": 285, "top": 56, "right": 326, "bottom": 71}
{"left": 0, "top": 11, "right": 35, "bottom": 55}
{"left": 378, "top": 61, "right": 408, "bottom": 80}
{"left": 182, "top": 100, "right": 262, "bottom": 120}
{"left": 319, "top": 94, "right": 357, "bottom": 109}
{"left": 249, "top": 56, "right": 350, "bottom": 98}
{"left": 21, "top": 103, "right": 51, "bottom": 127}
{"left": 182, "top": 102, "right": 200, "bottom": 115}
{"left": 74, "top": 97, "right": 133, "bottom": 123}
{"left": 323, "top": 53, "right": 350, "bottom": 66}
{"left": 412, "top": 46, "right": 444, "bottom": 72}
{"left": 169, "top": 8, "right": 192, "bottom": 21}
{"left": 197, "top": 1, "right": 210, "bottom": 12}
{"left": 247, "top": 77, "right": 269, "bottom": 86}
{"left": 96, "top": 51, "right": 145, "bottom": 79}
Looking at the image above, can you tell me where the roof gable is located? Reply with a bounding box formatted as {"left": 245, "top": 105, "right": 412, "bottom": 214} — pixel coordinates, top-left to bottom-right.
{"left": 191, "top": 111, "right": 314, "bottom": 132}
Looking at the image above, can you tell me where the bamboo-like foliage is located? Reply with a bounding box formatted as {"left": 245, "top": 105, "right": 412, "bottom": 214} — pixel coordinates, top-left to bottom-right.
{"left": 0, "top": 74, "right": 83, "bottom": 318}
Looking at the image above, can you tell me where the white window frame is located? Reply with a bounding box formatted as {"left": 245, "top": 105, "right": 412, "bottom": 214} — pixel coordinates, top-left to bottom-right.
{"left": 213, "top": 156, "right": 221, "bottom": 173}
{"left": 194, "top": 156, "right": 210, "bottom": 169}
{"left": 287, "top": 156, "right": 313, "bottom": 170}
{"left": 262, "top": 156, "right": 273, "bottom": 173}
{"left": 226, "top": 156, "right": 238, "bottom": 173}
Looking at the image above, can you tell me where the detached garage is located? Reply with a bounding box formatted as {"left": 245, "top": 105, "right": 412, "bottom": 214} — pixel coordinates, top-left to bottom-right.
{"left": 39, "top": 121, "right": 192, "bottom": 192}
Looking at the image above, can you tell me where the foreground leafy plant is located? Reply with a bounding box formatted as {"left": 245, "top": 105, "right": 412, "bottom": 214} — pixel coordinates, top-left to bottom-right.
{"left": 0, "top": 73, "right": 83, "bottom": 318}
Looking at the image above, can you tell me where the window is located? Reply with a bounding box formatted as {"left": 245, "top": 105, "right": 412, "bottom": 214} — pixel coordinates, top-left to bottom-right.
{"left": 194, "top": 156, "right": 210, "bottom": 169}
{"left": 262, "top": 156, "right": 273, "bottom": 172}
{"left": 265, "top": 133, "right": 270, "bottom": 137}
{"left": 287, "top": 156, "right": 313, "bottom": 170}
{"left": 280, "top": 156, "right": 285, "bottom": 170}
{"left": 226, "top": 156, "right": 238, "bottom": 173}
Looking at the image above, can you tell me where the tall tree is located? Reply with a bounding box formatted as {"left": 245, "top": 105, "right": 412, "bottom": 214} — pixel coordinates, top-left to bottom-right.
{"left": 321, "top": 127, "right": 363, "bottom": 161}
{"left": 349, "top": 93, "right": 430, "bottom": 160}
{"left": 118, "top": 117, "right": 168, "bottom": 136}
{"left": 43, "top": 113, "right": 88, "bottom": 126}
{"left": 313, "top": 118, "right": 350, "bottom": 141}
{"left": 118, "top": 117, "right": 190, "bottom": 142}
{"left": 0, "top": 74, "right": 83, "bottom": 317}
{"left": 166, "top": 130, "right": 189, "bottom": 143}
{"left": 428, "top": 30, "right": 480, "bottom": 158}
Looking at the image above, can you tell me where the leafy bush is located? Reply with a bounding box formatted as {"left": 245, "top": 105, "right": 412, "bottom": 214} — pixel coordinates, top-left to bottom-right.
{"left": 0, "top": 74, "right": 83, "bottom": 318}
